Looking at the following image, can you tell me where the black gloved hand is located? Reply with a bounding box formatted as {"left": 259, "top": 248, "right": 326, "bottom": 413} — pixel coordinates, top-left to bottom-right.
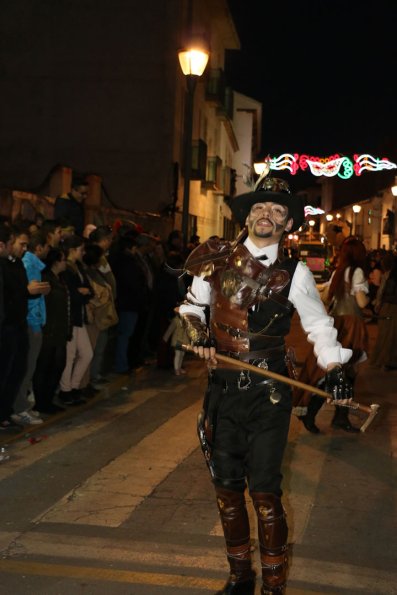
{"left": 324, "top": 365, "right": 353, "bottom": 401}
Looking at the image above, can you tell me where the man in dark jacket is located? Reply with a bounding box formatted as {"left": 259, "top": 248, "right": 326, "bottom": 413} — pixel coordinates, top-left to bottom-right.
{"left": 54, "top": 183, "right": 87, "bottom": 237}
{"left": 33, "top": 247, "right": 70, "bottom": 413}
{"left": 0, "top": 229, "right": 49, "bottom": 430}
{"left": 0, "top": 224, "right": 13, "bottom": 342}
{"left": 109, "top": 234, "right": 149, "bottom": 373}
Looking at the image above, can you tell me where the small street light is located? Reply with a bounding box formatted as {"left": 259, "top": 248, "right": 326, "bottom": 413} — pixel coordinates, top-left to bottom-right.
{"left": 352, "top": 204, "right": 362, "bottom": 235}
{"left": 178, "top": 46, "right": 209, "bottom": 246}
{"left": 391, "top": 175, "right": 397, "bottom": 197}
{"left": 253, "top": 158, "right": 271, "bottom": 177}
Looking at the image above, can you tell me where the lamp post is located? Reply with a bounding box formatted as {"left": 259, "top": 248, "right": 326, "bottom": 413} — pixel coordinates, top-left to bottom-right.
{"left": 178, "top": 47, "right": 209, "bottom": 246}
{"left": 352, "top": 204, "right": 362, "bottom": 236}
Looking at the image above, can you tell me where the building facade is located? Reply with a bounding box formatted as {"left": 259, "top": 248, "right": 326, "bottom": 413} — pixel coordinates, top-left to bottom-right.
{"left": 1, "top": 0, "right": 267, "bottom": 241}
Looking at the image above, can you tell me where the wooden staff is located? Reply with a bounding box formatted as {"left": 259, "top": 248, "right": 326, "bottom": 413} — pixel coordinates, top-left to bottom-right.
{"left": 177, "top": 342, "right": 379, "bottom": 433}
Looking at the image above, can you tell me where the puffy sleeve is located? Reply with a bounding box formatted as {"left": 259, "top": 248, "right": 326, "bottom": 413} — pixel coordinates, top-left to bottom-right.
{"left": 289, "top": 262, "right": 352, "bottom": 369}
{"left": 350, "top": 267, "right": 369, "bottom": 295}
{"left": 178, "top": 276, "right": 211, "bottom": 323}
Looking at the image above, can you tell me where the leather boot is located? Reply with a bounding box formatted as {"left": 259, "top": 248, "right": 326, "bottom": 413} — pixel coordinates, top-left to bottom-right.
{"left": 251, "top": 492, "right": 288, "bottom": 595}
{"left": 260, "top": 586, "right": 286, "bottom": 594}
{"left": 214, "top": 487, "right": 256, "bottom": 595}
{"left": 299, "top": 394, "right": 324, "bottom": 434}
{"left": 215, "top": 576, "right": 256, "bottom": 595}
{"left": 331, "top": 405, "right": 359, "bottom": 432}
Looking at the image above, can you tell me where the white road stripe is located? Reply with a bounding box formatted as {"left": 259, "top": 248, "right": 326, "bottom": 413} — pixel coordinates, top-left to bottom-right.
{"left": 35, "top": 400, "right": 202, "bottom": 527}
{"left": 0, "top": 387, "right": 181, "bottom": 481}
{"left": 2, "top": 530, "right": 396, "bottom": 592}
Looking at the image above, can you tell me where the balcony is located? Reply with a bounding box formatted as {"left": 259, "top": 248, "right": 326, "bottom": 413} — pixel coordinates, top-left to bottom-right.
{"left": 202, "top": 156, "right": 223, "bottom": 192}
{"left": 216, "top": 86, "right": 234, "bottom": 121}
{"left": 190, "top": 139, "right": 207, "bottom": 181}
{"left": 205, "top": 68, "right": 226, "bottom": 107}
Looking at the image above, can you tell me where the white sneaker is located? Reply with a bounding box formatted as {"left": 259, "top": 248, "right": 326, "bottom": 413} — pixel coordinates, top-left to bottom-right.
{"left": 29, "top": 410, "right": 41, "bottom": 418}
{"left": 11, "top": 411, "right": 43, "bottom": 425}
{"left": 27, "top": 391, "right": 36, "bottom": 406}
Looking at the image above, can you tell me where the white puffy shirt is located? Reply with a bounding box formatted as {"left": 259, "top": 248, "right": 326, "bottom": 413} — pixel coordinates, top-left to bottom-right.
{"left": 179, "top": 237, "right": 352, "bottom": 370}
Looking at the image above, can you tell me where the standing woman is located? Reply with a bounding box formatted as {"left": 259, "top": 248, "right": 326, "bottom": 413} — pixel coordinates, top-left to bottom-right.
{"left": 294, "top": 237, "right": 369, "bottom": 432}
{"left": 370, "top": 254, "right": 397, "bottom": 370}
{"left": 58, "top": 235, "right": 94, "bottom": 405}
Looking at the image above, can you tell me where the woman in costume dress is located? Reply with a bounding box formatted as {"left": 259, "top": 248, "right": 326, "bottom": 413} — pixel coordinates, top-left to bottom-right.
{"left": 294, "top": 237, "right": 369, "bottom": 433}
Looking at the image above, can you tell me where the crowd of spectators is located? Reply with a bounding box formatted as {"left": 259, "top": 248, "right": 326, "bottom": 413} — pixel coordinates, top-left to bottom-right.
{"left": 0, "top": 212, "right": 191, "bottom": 431}
{"left": 1, "top": 206, "right": 396, "bottom": 433}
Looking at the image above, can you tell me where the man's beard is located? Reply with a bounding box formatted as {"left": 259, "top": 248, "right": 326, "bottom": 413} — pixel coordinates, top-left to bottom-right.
{"left": 253, "top": 227, "right": 273, "bottom": 238}
{"left": 248, "top": 218, "right": 286, "bottom": 239}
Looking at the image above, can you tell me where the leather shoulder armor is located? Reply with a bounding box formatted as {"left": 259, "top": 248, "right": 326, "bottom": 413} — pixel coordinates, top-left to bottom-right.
{"left": 183, "top": 237, "right": 232, "bottom": 277}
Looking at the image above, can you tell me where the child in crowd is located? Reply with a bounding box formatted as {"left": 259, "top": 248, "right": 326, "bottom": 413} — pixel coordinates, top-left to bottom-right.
{"left": 162, "top": 308, "right": 189, "bottom": 376}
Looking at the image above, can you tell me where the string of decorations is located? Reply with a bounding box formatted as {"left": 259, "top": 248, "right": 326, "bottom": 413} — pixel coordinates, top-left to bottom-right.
{"left": 265, "top": 153, "right": 396, "bottom": 178}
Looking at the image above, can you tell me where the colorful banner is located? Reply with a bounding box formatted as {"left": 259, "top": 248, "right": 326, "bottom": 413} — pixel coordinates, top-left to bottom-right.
{"left": 265, "top": 153, "right": 396, "bottom": 179}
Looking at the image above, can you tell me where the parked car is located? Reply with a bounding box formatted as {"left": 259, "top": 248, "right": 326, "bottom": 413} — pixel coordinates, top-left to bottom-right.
{"left": 297, "top": 236, "right": 333, "bottom": 282}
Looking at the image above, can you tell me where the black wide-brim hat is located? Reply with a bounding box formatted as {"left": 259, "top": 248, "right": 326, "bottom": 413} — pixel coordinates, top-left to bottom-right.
{"left": 230, "top": 177, "right": 306, "bottom": 232}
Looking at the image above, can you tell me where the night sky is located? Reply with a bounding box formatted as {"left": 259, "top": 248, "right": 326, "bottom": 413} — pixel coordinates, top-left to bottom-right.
{"left": 225, "top": 0, "right": 396, "bottom": 171}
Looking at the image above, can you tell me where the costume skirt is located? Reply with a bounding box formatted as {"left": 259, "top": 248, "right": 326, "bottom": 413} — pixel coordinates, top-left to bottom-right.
{"left": 293, "top": 314, "right": 368, "bottom": 410}
{"left": 369, "top": 303, "right": 397, "bottom": 368}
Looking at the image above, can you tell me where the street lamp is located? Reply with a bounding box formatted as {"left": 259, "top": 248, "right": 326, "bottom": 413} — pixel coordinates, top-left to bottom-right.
{"left": 391, "top": 175, "right": 397, "bottom": 197}
{"left": 178, "top": 46, "right": 209, "bottom": 246}
{"left": 352, "top": 204, "right": 362, "bottom": 235}
{"left": 253, "top": 158, "right": 271, "bottom": 176}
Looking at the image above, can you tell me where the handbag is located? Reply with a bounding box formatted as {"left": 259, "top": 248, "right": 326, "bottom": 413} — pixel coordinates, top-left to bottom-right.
{"left": 87, "top": 277, "right": 119, "bottom": 330}
{"left": 328, "top": 289, "right": 362, "bottom": 318}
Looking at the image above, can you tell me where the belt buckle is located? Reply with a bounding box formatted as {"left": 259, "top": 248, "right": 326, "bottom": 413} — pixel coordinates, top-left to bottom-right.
{"left": 237, "top": 371, "right": 251, "bottom": 390}
{"left": 251, "top": 358, "right": 269, "bottom": 370}
{"left": 230, "top": 327, "right": 242, "bottom": 338}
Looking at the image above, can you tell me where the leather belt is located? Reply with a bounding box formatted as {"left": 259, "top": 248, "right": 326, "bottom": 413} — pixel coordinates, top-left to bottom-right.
{"left": 210, "top": 369, "right": 274, "bottom": 391}
{"left": 218, "top": 345, "right": 285, "bottom": 362}
{"left": 214, "top": 321, "right": 283, "bottom": 340}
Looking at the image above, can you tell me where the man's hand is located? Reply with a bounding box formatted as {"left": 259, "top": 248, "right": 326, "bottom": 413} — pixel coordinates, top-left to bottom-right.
{"left": 28, "top": 281, "right": 51, "bottom": 295}
{"left": 181, "top": 314, "right": 217, "bottom": 365}
{"left": 324, "top": 365, "right": 353, "bottom": 404}
{"left": 193, "top": 345, "right": 217, "bottom": 365}
{"left": 78, "top": 287, "right": 91, "bottom": 295}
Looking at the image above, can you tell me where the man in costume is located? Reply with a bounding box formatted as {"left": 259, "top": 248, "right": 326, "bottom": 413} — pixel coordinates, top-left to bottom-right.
{"left": 179, "top": 177, "right": 354, "bottom": 595}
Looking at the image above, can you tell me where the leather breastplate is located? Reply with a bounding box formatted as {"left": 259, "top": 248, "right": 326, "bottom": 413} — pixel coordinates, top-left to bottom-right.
{"left": 206, "top": 243, "right": 296, "bottom": 353}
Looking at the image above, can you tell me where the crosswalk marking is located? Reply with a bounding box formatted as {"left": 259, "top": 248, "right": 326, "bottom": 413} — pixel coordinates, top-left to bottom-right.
{"left": 35, "top": 400, "right": 202, "bottom": 527}
{"left": 1, "top": 356, "right": 395, "bottom": 593}
{"left": 0, "top": 385, "right": 192, "bottom": 480}
{"left": 1, "top": 535, "right": 396, "bottom": 593}
{"left": 0, "top": 388, "right": 160, "bottom": 481}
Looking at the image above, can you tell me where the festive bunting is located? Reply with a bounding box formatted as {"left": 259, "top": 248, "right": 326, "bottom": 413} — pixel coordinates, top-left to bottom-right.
{"left": 265, "top": 153, "right": 396, "bottom": 179}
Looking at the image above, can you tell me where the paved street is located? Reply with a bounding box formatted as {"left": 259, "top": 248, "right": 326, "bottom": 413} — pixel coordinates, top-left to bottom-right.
{"left": 0, "top": 318, "right": 396, "bottom": 595}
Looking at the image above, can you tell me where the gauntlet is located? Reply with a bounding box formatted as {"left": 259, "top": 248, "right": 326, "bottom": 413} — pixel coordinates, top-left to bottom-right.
{"left": 180, "top": 314, "right": 212, "bottom": 348}
{"left": 324, "top": 365, "right": 353, "bottom": 401}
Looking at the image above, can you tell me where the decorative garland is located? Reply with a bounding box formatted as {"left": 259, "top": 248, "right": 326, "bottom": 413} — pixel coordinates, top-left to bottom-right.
{"left": 266, "top": 153, "right": 396, "bottom": 179}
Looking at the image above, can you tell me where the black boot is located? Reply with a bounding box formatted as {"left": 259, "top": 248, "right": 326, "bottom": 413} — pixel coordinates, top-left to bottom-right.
{"left": 215, "top": 573, "right": 256, "bottom": 594}
{"left": 299, "top": 395, "right": 324, "bottom": 434}
{"left": 261, "top": 585, "right": 285, "bottom": 594}
{"left": 331, "top": 405, "right": 359, "bottom": 432}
